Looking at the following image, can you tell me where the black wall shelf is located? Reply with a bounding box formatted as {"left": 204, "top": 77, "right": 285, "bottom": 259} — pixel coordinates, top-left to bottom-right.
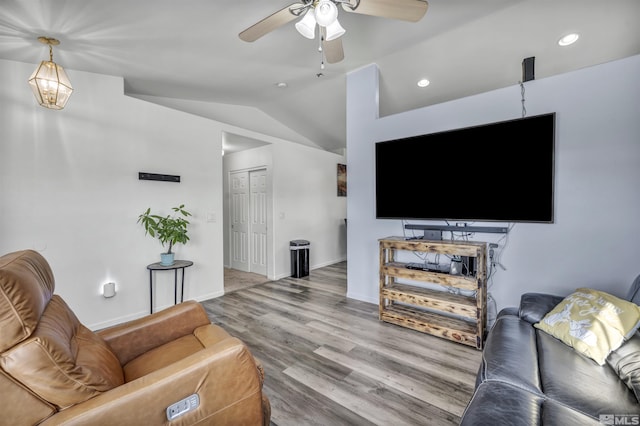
{"left": 138, "top": 172, "right": 180, "bottom": 183}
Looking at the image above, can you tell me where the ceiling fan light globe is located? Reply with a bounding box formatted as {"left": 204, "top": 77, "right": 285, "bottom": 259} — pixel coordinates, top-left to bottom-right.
{"left": 295, "top": 9, "right": 317, "bottom": 39}
{"left": 315, "top": 0, "right": 338, "bottom": 27}
{"left": 325, "top": 19, "right": 345, "bottom": 41}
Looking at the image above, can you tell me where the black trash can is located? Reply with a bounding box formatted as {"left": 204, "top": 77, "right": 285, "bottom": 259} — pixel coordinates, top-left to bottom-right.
{"left": 290, "top": 240, "right": 310, "bottom": 278}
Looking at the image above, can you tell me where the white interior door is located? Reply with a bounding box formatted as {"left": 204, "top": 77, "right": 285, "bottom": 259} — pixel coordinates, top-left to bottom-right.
{"left": 230, "top": 171, "right": 249, "bottom": 272}
{"left": 229, "top": 168, "right": 269, "bottom": 276}
{"left": 249, "top": 169, "right": 268, "bottom": 276}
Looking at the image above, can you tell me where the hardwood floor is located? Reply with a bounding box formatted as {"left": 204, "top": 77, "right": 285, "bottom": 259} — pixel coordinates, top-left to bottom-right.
{"left": 224, "top": 267, "right": 271, "bottom": 293}
{"left": 201, "top": 262, "right": 481, "bottom": 426}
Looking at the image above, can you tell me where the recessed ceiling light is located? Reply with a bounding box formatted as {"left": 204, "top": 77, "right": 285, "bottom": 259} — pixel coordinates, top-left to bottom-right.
{"left": 558, "top": 33, "right": 579, "bottom": 47}
{"left": 276, "top": 82, "right": 288, "bottom": 88}
{"left": 417, "top": 78, "right": 430, "bottom": 88}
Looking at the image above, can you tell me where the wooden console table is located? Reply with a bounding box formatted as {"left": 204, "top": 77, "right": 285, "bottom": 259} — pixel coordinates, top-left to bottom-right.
{"left": 147, "top": 260, "right": 193, "bottom": 314}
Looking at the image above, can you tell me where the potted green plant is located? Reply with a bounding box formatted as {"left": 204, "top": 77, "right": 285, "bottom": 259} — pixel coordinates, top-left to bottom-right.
{"left": 137, "top": 204, "right": 192, "bottom": 266}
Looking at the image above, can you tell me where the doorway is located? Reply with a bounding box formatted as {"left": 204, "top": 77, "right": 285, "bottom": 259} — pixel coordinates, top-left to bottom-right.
{"left": 229, "top": 168, "right": 268, "bottom": 276}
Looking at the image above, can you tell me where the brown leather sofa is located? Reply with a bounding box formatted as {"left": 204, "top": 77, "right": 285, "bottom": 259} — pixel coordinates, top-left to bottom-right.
{"left": 0, "top": 249, "right": 271, "bottom": 425}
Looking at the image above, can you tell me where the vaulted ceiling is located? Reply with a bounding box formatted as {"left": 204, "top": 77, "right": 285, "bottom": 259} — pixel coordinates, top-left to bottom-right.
{"left": 1, "top": 0, "right": 639, "bottom": 153}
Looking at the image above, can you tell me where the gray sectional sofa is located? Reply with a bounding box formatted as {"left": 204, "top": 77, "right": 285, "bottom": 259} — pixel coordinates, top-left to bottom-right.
{"left": 460, "top": 278, "right": 640, "bottom": 425}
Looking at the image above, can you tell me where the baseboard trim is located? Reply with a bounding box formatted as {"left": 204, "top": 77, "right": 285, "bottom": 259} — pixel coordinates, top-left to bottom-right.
{"left": 193, "top": 290, "right": 225, "bottom": 302}
{"left": 272, "top": 257, "right": 347, "bottom": 281}
{"left": 88, "top": 310, "right": 148, "bottom": 331}
{"left": 313, "top": 257, "right": 347, "bottom": 269}
{"left": 346, "top": 291, "right": 378, "bottom": 305}
{"left": 88, "top": 291, "right": 225, "bottom": 331}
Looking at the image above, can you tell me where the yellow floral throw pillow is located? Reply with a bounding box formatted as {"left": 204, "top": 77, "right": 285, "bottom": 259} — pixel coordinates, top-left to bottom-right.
{"left": 535, "top": 288, "right": 640, "bottom": 365}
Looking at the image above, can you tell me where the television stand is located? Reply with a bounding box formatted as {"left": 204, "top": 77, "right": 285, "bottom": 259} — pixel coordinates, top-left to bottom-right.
{"left": 379, "top": 237, "right": 487, "bottom": 349}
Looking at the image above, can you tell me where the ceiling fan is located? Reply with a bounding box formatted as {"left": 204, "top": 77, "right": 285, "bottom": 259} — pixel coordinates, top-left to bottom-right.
{"left": 239, "top": 0, "right": 429, "bottom": 65}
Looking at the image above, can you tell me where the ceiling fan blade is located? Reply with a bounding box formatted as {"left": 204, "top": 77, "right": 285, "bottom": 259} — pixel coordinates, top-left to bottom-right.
{"left": 239, "top": 3, "right": 304, "bottom": 42}
{"left": 322, "top": 35, "right": 344, "bottom": 64}
{"left": 341, "top": 0, "right": 428, "bottom": 22}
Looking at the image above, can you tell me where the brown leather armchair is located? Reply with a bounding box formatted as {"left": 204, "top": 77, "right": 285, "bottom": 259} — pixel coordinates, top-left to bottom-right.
{"left": 0, "top": 249, "right": 271, "bottom": 425}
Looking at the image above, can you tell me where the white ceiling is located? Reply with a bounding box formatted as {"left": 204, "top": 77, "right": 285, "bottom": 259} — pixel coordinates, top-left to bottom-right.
{"left": 1, "top": 0, "right": 639, "bottom": 153}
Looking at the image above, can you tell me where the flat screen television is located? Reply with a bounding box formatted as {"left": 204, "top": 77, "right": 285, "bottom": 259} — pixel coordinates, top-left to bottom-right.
{"left": 375, "top": 112, "right": 555, "bottom": 223}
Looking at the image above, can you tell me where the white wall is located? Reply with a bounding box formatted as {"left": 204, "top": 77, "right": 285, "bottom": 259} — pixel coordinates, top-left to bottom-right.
{"left": 272, "top": 142, "right": 347, "bottom": 278}
{"left": 0, "top": 59, "right": 225, "bottom": 329}
{"left": 1, "top": 57, "right": 347, "bottom": 329}
{"left": 223, "top": 141, "right": 347, "bottom": 280}
{"left": 346, "top": 55, "right": 640, "bottom": 312}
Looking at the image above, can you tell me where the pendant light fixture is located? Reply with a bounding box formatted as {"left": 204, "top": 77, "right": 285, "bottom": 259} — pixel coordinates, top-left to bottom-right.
{"left": 28, "top": 37, "right": 73, "bottom": 110}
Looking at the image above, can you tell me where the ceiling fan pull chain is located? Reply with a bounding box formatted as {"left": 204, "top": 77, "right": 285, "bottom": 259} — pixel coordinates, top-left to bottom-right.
{"left": 319, "top": 35, "right": 326, "bottom": 69}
